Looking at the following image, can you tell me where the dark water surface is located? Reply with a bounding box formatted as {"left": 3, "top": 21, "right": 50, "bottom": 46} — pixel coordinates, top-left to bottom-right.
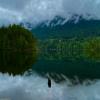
{"left": 32, "top": 59, "right": 100, "bottom": 81}
{"left": 0, "top": 49, "right": 100, "bottom": 81}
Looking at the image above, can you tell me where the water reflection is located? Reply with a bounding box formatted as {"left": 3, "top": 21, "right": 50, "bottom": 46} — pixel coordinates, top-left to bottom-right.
{"left": 0, "top": 49, "right": 37, "bottom": 75}
{"left": 32, "top": 59, "right": 100, "bottom": 82}
{"left": 32, "top": 38, "right": 100, "bottom": 81}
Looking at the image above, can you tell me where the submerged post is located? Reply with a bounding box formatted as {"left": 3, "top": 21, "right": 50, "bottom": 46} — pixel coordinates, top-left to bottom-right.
{"left": 48, "top": 77, "right": 51, "bottom": 88}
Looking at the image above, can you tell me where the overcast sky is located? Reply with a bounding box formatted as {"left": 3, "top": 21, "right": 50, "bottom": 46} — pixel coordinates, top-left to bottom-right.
{"left": 0, "top": 0, "right": 100, "bottom": 26}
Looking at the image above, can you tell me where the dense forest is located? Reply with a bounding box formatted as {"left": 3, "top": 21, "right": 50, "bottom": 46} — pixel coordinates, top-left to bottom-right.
{"left": 0, "top": 25, "right": 37, "bottom": 75}
{"left": 0, "top": 24, "right": 36, "bottom": 51}
{"left": 32, "top": 19, "right": 100, "bottom": 39}
{"left": 39, "top": 37, "right": 100, "bottom": 62}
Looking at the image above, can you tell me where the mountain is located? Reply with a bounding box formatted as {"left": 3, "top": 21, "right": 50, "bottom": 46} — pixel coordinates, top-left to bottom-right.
{"left": 31, "top": 16, "right": 100, "bottom": 39}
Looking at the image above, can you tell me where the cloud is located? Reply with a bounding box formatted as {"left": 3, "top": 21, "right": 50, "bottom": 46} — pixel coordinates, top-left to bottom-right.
{"left": 0, "top": 0, "right": 30, "bottom": 11}
{"left": 0, "top": 73, "right": 100, "bottom": 100}
{"left": 0, "top": 0, "right": 100, "bottom": 26}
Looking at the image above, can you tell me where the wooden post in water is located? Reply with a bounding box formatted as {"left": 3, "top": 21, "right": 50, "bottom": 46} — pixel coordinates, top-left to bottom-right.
{"left": 48, "top": 77, "right": 51, "bottom": 88}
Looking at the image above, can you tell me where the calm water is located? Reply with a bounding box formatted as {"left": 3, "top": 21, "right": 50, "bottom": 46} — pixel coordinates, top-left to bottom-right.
{"left": 0, "top": 57, "right": 100, "bottom": 100}
{"left": 32, "top": 59, "right": 100, "bottom": 82}
{"left": 0, "top": 45, "right": 100, "bottom": 81}
{"left": 0, "top": 39, "right": 100, "bottom": 100}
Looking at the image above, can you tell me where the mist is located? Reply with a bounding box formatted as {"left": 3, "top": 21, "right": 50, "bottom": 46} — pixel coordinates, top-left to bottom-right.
{"left": 0, "top": 0, "right": 100, "bottom": 26}
{"left": 0, "top": 73, "right": 100, "bottom": 100}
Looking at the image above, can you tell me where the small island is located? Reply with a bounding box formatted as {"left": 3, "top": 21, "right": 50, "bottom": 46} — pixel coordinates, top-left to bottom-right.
{"left": 0, "top": 24, "right": 37, "bottom": 75}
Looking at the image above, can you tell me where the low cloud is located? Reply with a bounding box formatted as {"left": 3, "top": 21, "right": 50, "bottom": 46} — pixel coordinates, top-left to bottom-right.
{"left": 0, "top": 0, "right": 100, "bottom": 26}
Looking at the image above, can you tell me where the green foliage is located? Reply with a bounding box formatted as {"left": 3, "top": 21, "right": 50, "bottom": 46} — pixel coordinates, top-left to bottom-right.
{"left": 0, "top": 24, "right": 37, "bottom": 75}
{"left": 82, "top": 37, "right": 100, "bottom": 62}
{"left": 39, "top": 38, "right": 83, "bottom": 60}
{"left": 39, "top": 37, "right": 100, "bottom": 62}
{"left": 0, "top": 24, "right": 36, "bottom": 50}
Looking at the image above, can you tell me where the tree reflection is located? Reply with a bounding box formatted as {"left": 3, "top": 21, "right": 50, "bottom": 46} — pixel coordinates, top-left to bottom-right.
{"left": 0, "top": 25, "right": 37, "bottom": 75}
{"left": 0, "top": 49, "right": 37, "bottom": 75}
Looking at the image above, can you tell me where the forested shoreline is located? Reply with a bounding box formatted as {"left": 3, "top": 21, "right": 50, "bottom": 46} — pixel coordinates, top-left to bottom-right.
{"left": 39, "top": 37, "right": 100, "bottom": 62}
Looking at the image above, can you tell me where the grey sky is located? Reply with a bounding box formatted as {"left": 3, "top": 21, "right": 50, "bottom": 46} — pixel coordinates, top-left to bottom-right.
{"left": 0, "top": 0, "right": 30, "bottom": 10}
{"left": 0, "top": 0, "right": 100, "bottom": 26}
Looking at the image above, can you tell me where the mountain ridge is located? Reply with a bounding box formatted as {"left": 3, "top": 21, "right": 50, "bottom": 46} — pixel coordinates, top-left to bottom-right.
{"left": 29, "top": 16, "right": 100, "bottom": 39}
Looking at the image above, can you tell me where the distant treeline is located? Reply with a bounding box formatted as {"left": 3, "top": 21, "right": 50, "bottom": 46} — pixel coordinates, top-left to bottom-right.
{"left": 39, "top": 37, "right": 100, "bottom": 62}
